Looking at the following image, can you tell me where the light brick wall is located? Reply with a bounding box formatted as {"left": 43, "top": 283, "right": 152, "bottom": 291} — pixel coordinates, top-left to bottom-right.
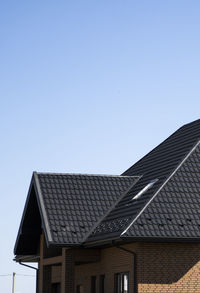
{"left": 137, "top": 242, "right": 200, "bottom": 293}
{"left": 75, "top": 242, "right": 200, "bottom": 293}
{"left": 38, "top": 233, "right": 200, "bottom": 293}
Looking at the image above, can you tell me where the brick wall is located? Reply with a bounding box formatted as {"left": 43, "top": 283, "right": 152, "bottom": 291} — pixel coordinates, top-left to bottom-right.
{"left": 52, "top": 265, "right": 62, "bottom": 283}
{"left": 75, "top": 244, "right": 135, "bottom": 293}
{"left": 43, "top": 265, "right": 51, "bottom": 293}
{"left": 137, "top": 242, "right": 200, "bottom": 293}
{"left": 65, "top": 249, "right": 75, "bottom": 293}
{"left": 38, "top": 233, "right": 200, "bottom": 293}
{"left": 75, "top": 242, "right": 200, "bottom": 293}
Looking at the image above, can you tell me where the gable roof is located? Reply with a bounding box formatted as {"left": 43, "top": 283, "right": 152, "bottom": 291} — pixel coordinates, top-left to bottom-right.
{"left": 14, "top": 173, "right": 138, "bottom": 254}
{"left": 14, "top": 119, "right": 200, "bottom": 255}
{"left": 86, "top": 119, "right": 200, "bottom": 244}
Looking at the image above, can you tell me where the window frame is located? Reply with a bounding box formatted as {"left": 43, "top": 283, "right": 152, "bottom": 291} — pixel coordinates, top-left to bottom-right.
{"left": 51, "top": 282, "right": 61, "bottom": 293}
{"left": 99, "top": 274, "right": 105, "bottom": 293}
{"left": 114, "top": 272, "right": 129, "bottom": 293}
{"left": 76, "top": 284, "right": 84, "bottom": 293}
{"left": 90, "top": 275, "right": 97, "bottom": 293}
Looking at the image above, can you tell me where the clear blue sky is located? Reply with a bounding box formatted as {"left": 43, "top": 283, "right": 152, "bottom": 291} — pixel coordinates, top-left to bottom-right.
{"left": 1, "top": 0, "right": 200, "bottom": 292}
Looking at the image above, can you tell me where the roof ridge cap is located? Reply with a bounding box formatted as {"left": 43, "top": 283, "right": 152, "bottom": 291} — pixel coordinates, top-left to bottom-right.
{"left": 122, "top": 120, "right": 200, "bottom": 176}
{"left": 182, "top": 118, "right": 200, "bottom": 128}
{"left": 35, "top": 171, "right": 139, "bottom": 178}
{"left": 121, "top": 139, "right": 200, "bottom": 236}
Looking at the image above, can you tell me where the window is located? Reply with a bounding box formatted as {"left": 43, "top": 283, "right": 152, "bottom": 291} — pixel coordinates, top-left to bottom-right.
{"left": 51, "top": 283, "right": 61, "bottom": 293}
{"left": 77, "top": 285, "right": 84, "bottom": 293}
{"left": 99, "top": 274, "right": 105, "bottom": 293}
{"left": 132, "top": 179, "right": 158, "bottom": 200}
{"left": 115, "top": 272, "right": 129, "bottom": 293}
{"left": 91, "top": 276, "right": 96, "bottom": 293}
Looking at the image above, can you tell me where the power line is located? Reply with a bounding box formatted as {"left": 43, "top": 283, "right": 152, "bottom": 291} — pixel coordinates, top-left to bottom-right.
{"left": 0, "top": 273, "right": 35, "bottom": 277}
{"left": 16, "top": 273, "right": 35, "bottom": 277}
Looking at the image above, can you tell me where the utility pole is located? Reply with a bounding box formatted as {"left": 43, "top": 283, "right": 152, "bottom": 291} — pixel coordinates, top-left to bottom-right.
{"left": 12, "top": 272, "right": 16, "bottom": 293}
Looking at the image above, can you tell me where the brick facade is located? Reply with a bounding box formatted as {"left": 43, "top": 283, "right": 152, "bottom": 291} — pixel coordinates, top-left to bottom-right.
{"left": 137, "top": 242, "right": 200, "bottom": 293}
{"left": 38, "top": 233, "right": 200, "bottom": 293}
{"left": 43, "top": 265, "right": 51, "bottom": 293}
{"left": 75, "top": 243, "right": 200, "bottom": 293}
{"left": 65, "top": 250, "right": 75, "bottom": 293}
{"left": 75, "top": 245, "right": 135, "bottom": 293}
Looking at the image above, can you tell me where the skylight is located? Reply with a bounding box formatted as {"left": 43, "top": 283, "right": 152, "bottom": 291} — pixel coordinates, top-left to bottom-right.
{"left": 132, "top": 179, "right": 158, "bottom": 200}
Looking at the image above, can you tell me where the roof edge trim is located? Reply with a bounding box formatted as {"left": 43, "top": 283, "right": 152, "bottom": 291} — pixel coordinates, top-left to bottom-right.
{"left": 36, "top": 172, "right": 137, "bottom": 178}
{"left": 120, "top": 236, "right": 200, "bottom": 242}
{"left": 121, "top": 139, "right": 200, "bottom": 236}
{"left": 33, "top": 172, "right": 53, "bottom": 243}
{"left": 14, "top": 176, "right": 35, "bottom": 254}
{"left": 49, "top": 242, "right": 82, "bottom": 248}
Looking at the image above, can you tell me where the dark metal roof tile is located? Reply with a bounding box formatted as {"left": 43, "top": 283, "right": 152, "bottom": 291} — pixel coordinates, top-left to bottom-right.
{"left": 87, "top": 120, "right": 200, "bottom": 243}
{"left": 36, "top": 173, "right": 138, "bottom": 244}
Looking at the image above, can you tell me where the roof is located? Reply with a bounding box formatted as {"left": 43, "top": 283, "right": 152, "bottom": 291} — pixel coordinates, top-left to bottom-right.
{"left": 87, "top": 119, "right": 200, "bottom": 243}
{"left": 14, "top": 119, "right": 200, "bottom": 256}
{"left": 14, "top": 173, "right": 138, "bottom": 254}
{"left": 123, "top": 141, "right": 200, "bottom": 239}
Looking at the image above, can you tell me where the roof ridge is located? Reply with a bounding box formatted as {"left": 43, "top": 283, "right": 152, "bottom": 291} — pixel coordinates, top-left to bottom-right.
{"left": 35, "top": 171, "right": 139, "bottom": 178}
{"left": 121, "top": 139, "right": 200, "bottom": 236}
{"left": 182, "top": 118, "right": 200, "bottom": 128}
{"left": 122, "top": 120, "right": 200, "bottom": 176}
{"left": 83, "top": 175, "right": 142, "bottom": 244}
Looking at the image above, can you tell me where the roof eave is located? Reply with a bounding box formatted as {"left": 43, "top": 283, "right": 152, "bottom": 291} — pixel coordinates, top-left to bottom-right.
{"left": 48, "top": 241, "right": 82, "bottom": 248}
{"left": 84, "top": 236, "right": 121, "bottom": 248}
{"left": 120, "top": 235, "right": 200, "bottom": 243}
{"left": 14, "top": 254, "right": 40, "bottom": 263}
{"left": 84, "top": 235, "right": 200, "bottom": 248}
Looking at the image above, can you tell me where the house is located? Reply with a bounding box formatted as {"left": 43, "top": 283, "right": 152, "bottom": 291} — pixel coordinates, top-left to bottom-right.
{"left": 14, "top": 119, "right": 200, "bottom": 293}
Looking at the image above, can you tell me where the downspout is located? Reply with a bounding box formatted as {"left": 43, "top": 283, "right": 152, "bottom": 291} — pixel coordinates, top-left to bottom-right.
{"left": 115, "top": 245, "right": 137, "bottom": 293}
{"left": 19, "top": 262, "right": 39, "bottom": 293}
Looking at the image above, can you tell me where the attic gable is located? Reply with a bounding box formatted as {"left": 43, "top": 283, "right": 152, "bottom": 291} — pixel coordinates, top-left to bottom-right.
{"left": 14, "top": 172, "right": 139, "bottom": 256}
{"left": 14, "top": 180, "right": 42, "bottom": 255}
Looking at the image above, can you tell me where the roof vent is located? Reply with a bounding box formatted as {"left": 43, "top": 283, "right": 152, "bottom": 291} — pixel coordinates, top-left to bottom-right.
{"left": 132, "top": 179, "right": 158, "bottom": 200}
